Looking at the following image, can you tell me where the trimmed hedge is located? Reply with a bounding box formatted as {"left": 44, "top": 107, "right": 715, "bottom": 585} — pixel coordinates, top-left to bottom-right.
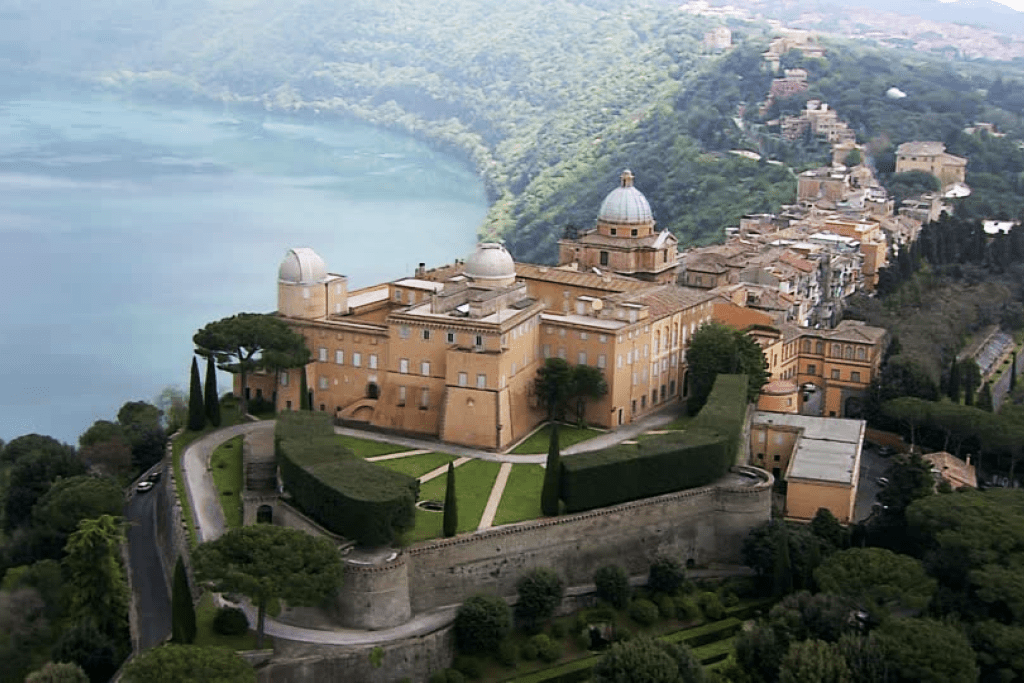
{"left": 559, "top": 375, "right": 748, "bottom": 512}
{"left": 276, "top": 412, "right": 418, "bottom": 546}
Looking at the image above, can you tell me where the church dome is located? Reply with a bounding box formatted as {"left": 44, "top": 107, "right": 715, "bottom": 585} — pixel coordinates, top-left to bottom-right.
{"left": 464, "top": 243, "right": 516, "bottom": 283}
{"left": 598, "top": 169, "right": 653, "bottom": 224}
{"left": 278, "top": 247, "right": 328, "bottom": 284}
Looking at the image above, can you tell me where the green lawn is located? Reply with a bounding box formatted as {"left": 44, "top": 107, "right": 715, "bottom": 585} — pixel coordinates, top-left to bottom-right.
{"left": 493, "top": 464, "right": 545, "bottom": 526}
{"left": 333, "top": 434, "right": 409, "bottom": 458}
{"left": 210, "top": 436, "right": 244, "bottom": 529}
{"left": 373, "top": 452, "right": 456, "bottom": 478}
{"left": 404, "top": 459, "right": 501, "bottom": 543}
{"left": 510, "top": 424, "right": 602, "bottom": 454}
{"left": 194, "top": 592, "right": 270, "bottom": 650}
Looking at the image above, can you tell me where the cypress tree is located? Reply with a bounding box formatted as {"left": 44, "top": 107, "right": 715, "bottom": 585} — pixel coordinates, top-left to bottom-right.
{"left": 171, "top": 556, "right": 196, "bottom": 644}
{"left": 299, "top": 367, "right": 311, "bottom": 411}
{"left": 187, "top": 357, "right": 205, "bottom": 431}
{"left": 204, "top": 355, "right": 221, "bottom": 427}
{"left": 442, "top": 461, "right": 458, "bottom": 537}
{"left": 978, "top": 381, "right": 994, "bottom": 412}
{"left": 947, "top": 358, "right": 961, "bottom": 403}
{"left": 541, "top": 423, "right": 561, "bottom": 516}
{"left": 1011, "top": 352, "right": 1018, "bottom": 391}
{"left": 773, "top": 524, "right": 794, "bottom": 597}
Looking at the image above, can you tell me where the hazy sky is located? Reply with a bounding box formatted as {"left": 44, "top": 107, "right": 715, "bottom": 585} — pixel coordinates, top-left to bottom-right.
{"left": 942, "top": 0, "right": 1024, "bottom": 10}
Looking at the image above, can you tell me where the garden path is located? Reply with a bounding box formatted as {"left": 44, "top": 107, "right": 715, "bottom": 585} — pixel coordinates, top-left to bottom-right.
{"left": 478, "top": 462, "right": 513, "bottom": 530}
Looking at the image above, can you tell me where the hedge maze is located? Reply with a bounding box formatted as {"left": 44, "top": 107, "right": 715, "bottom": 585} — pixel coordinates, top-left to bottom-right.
{"left": 558, "top": 374, "right": 747, "bottom": 513}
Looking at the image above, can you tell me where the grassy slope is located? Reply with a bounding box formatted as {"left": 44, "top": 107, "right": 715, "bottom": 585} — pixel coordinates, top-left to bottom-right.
{"left": 209, "top": 435, "right": 244, "bottom": 529}
{"left": 406, "top": 458, "right": 501, "bottom": 542}
{"left": 372, "top": 452, "right": 456, "bottom": 478}
{"left": 492, "top": 464, "right": 544, "bottom": 526}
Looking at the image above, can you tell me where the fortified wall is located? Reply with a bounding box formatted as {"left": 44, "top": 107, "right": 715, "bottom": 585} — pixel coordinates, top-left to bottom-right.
{"left": 404, "top": 466, "right": 770, "bottom": 613}
{"left": 259, "top": 464, "right": 772, "bottom": 628}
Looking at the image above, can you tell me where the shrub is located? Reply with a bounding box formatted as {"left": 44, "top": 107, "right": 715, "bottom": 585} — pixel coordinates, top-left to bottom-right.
{"left": 452, "top": 655, "right": 483, "bottom": 680}
{"left": 672, "top": 596, "right": 702, "bottom": 622}
{"left": 629, "top": 599, "right": 660, "bottom": 626}
{"left": 656, "top": 594, "right": 677, "bottom": 620}
{"left": 248, "top": 395, "right": 274, "bottom": 414}
{"left": 275, "top": 412, "right": 418, "bottom": 546}
{"left": 648, "top": 557, "right": 686, "bottom": 594}
{"left": 496, "top": 639, "right": 517, "bottom": 667}
{"left": 530, "top": 633, "right": 563, "bottom": 663}
{"left": 550, "top": 621, "right": 567, "bottom": 639}
{"left": 455, "top": 594, "right": 511, "bottom": 655}
{"left": 212, "top": 606, "right": 249, "bottom": 636}
{"left": 594, "top": 564, "right": 631, "bottom": 609}
{"left": 520, "top": 641, "right": 538, "bottom": 661}
{"left": 559, "top": 375, "right": 747, "bottom": 512}
{"left": 721, "top": 590, "right": 740, "bottom": 608}
{"left": 697, "top": 592, "right": 725, "bottom": 621}
{"left": 516, "top": 568, "right": 565, "bottom": 631}
{"left": 583, "top": 606, "right": 618, "bottom": 624}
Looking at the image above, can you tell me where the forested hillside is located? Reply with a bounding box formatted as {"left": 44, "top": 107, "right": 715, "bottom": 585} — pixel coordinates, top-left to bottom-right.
{"left": 5, "top": 0, "right": 1024, "bottom": 262}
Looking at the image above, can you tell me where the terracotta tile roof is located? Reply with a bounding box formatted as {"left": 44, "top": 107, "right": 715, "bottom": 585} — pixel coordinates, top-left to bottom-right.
{"left": 608, "top": 285, "right": 715, "bottom": 318}
{"left": 515, "top": 263, "right": 652, "bottom": 293}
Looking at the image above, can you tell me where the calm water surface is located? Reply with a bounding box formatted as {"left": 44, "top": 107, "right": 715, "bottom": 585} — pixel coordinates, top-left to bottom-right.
{"left": 0, "top": 95, "right": 486, "bottom": 444}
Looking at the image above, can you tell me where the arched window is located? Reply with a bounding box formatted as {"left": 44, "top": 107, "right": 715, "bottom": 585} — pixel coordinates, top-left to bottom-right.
{"left": 832, "top": 344, "right": 842, "bottom": 357}
{"left": 845, "top": 345, "right": 853, "bottom": 359}
{"left": 803, "top": 339, "right": 812, "bottom": 353}
{"left": 367, "top": 382, "right": 380, "bottom": 399}
{"left": 857, "top": 347, "right": 866, "bottom": 360}
{"left": 815, "top": 341, "right": 824, "bottom": 354}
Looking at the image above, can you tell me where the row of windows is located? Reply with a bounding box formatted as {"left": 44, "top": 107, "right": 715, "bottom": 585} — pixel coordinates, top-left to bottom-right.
{"left": 456, "top": 372, "right": 488, "bottom": 389}
{"left": 319, "top": 347, "right": 379, "bottom": 369}
{"left": 398, "top": 326, "right": 485, "bottom": 347}
{"left": 544, "top": 327, "right": 609, "bottom": 343}
{"left": 395, "top": 385, "right": 430, "bottom": 409}
{"left": 801, "top": 339, "right": 868, "bottom": 360}
{"left": 803, "top": 364, "right": 861, "bottom": 383}
{"left": 398, "top": 359, "right": 432, "bottom": 376}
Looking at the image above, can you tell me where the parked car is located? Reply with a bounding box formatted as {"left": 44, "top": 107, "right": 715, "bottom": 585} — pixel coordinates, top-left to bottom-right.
{"left": 136, "top": 480, "right": 155, "bottom": 494}
{"left": 876, "top": 476, "right": 890, "bottom": 487}
{"left": 147, "top": 470, "right": 162, "bottom": 483}
{"left": 878, "top": 446, "right": 896, "bottom": 457}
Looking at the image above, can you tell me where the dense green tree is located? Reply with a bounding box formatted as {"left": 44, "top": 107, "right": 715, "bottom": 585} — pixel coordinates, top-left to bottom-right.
{"left": 569, "top": 363, "right": 608, "bottom": 425}
{"left": 743, "top": 521, "right": 825, "bottom": 592}
{"left": 809, "top": 508, "right": 848, "bottom": 551}
{"left": 594, "top": 564, "right": 630, "bottom": 609}
{"left": 534, "top": 358, "right": 573, "bottom": 421}
{"left": 1, "top": 434, "right": 74, "bottom": 464}
{"left": 767, "top": 592, "right": 856, "bottom": 646}
{"left": 116, "top": 400, "right": 167, "bottom": 471}
{"left": 541, "top": 422, "right": 561, "bottom": 516}
{"left": 78, "top": 421, "right": 124, "bottom": 449}
{"left": 25, "top": 662, "right": 89, "bottom": 683}
{"left": 684, "top": 321, "right": 768, "bottom": 414}
{"left": 969, "top": 620, "right": 1024, "bottom": 682}
{"left": 28, "top": 476, "right": 124, "bottom": 559}
{"left": 63, "top": 515, "right": 128, "bottom": 638}
{"left": 873, "top": 618, "right": 978, "bottom": 683}
{"left": 188, "top": 357, "right": 205, "bottom": 432}
{"left": 193, "top": 313, "right": 311, "bottom": 415}
{"left": 648, "top": 556, "right": 686, "bottom": 595}
{"left": 960, "top": 359, "right": 981, "bottom": 407}
{"left": 121, "top": 644, "right": 254, "bottom": 683}
{"left": 814, "top": 547, "right": 935, "bottom": 618}
{"left": 1011, "top": 352, "right": 1018, "bottom": 391}
{"left": 594, "top": 636, "right": 705, "bottom": 683}
{"left": 778, "top": 639, "right": 851, "bottom": 683}
{"left": 171, "top": 557, "right": 196, "bottom": 644}
{"left": 204, "top": 355, "right": 221, "bottom": 427}
{"left": 515, "top": 568, "right": 564, "bottom": 632}
{"left": 0, "top": 587, "right": 51, "bottom": 683}
{"left": 774, "top": 523, "right": 795, "bottom": 597}
{"left": 443, "top": 461, "right": 458, "bottom": 538}
{"left": 192, "top": 525, "right": 343, "bottom": 648}
{"left": 454, "top": 594, "right": 510, "bottom": 655}
{"left": 51, "top": 622, "right": 120, "bottom": 683}
{"left": 4, "top": 445, "right": 86, "bottom": 532}
{"left": 78, "top": 438, "right": 132, "bottom": 480}
{"left": 735, "top": 622, "right": 785, "bottom": 683}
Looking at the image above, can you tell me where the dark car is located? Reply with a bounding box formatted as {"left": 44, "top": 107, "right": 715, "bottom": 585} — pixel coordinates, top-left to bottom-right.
{"left": 147, "top": 470, "right": 162, "bottom": 483}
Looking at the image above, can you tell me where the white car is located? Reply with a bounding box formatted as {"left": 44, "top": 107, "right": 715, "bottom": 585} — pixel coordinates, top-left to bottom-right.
{"left": 136, "top": 480, "right": 155, "bottom": 494}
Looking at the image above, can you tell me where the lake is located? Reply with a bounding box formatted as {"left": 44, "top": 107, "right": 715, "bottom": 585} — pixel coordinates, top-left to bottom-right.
{"left": 0, "top": 94, "right": 487, "bottom": 445}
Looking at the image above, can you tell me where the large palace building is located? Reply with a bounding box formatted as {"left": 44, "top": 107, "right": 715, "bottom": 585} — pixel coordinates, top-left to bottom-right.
{"left": 241, "top": 171, "right": 887, "bottom": 450}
